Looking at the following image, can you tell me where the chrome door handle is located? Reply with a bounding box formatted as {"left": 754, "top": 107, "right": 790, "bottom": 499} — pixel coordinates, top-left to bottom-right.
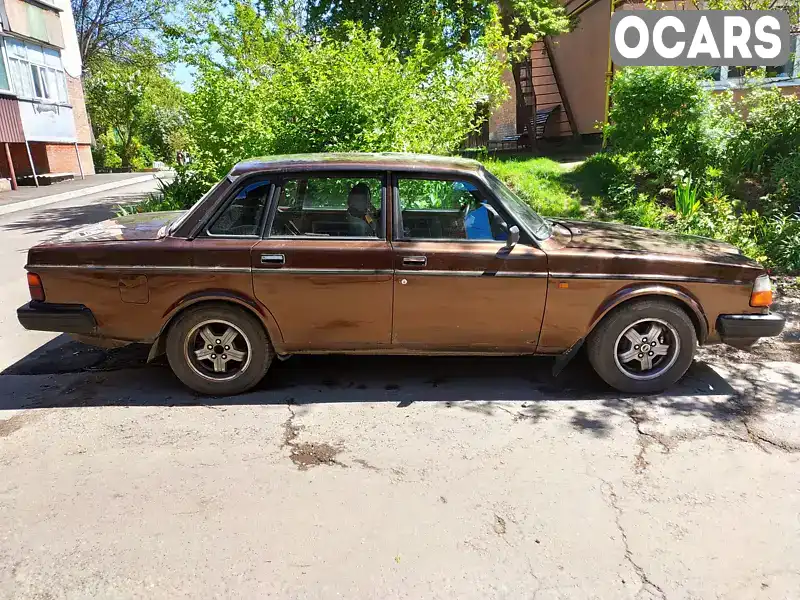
{"left": 402, "top": 256, "right": 427, "bottom": 267}
{"left": 260, "top": 254, "right": 285, "bottom": 265}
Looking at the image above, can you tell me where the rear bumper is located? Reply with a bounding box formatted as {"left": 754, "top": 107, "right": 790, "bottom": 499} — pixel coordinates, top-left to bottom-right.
{"left": 17, "top": 302, "right": 97, "bottom": 335}
{"left": 717, "top": 313, "right": 785, "bottom": 342}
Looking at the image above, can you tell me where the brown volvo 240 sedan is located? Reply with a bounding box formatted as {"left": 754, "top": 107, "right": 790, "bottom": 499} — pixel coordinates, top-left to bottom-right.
{"left": 18, "top": 153, "right": 785, "bottom": 395}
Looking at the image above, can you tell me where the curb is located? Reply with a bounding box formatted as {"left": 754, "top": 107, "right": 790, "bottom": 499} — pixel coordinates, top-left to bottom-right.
{"left": 0, "top": 173, "right": 159, "bottom": 217}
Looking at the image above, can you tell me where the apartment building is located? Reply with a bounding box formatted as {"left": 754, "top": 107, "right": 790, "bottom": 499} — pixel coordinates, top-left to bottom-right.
{"left": 0, "top": 0, "right": 93, "bottom": 189}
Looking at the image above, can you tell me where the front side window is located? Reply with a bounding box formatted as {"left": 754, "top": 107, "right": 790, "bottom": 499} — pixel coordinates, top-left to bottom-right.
{"left": 208, "top": 180, "right": 271, "bottom": 237}
{"left": 269, "top": 176, "right": 383, "bottom": 238}
{"left": 397, "top": 177, "right": 512, "bottom": 241}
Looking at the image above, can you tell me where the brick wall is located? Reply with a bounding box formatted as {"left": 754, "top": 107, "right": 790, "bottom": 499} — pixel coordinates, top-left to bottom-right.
{"left": 0, "top": 142, "right": 95, "bottom": 178}
{"left": 67, "top": 75, "right": 93, "bottom": 145}
{"left": 44, "top": 142, "right": 94, "bottom": 175}
{"left": 0, "top": 143, "right": 33, "bottom": 178}
{"left": 489, "top": 67, "right": 518, "bottom": 141}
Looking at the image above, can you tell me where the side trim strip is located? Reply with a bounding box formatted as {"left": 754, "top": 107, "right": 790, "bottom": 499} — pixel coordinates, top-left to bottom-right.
{"left": 549, "top": 272, "right": 747, "bottom": 285}
{"left": 254, "top": 268, "right": 393, "bottom": 275}
{"left": 395, "top": 270, "right": 547, "bottom": 278}
{"left": 28, "top": 264, "right": 252, "bottom": 274}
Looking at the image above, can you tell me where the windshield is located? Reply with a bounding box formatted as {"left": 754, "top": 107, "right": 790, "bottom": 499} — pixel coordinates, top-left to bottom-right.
{"left": 167, "top": 178, "right": 227, "bottom": 236}
{"left": 483, "top": 171, "right": 551, "bottom": 240}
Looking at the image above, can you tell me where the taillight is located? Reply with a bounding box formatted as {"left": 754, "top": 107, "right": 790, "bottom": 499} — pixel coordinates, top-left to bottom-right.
{"left": 750, "top": 274, "right": 772, "bottom": 307}
{"left": 27, "top": 272, "right": 45, "bottom": 302}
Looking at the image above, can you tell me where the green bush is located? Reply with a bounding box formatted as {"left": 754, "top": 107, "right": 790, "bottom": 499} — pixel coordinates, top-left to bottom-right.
{"left": 763, "top": 215, "right": 800, "bottom": 273}
{"left": 116, "top": 169, "right": 213, "bottom": 215}
{"left": 768, "top": 151, "right": 800, "bottom": 215}
{"left": 188, "top": 11, "right": 507, "bottom": 180}
{"left": 605, "top": 67, "right": 737, "bottom": 182}
{"left": 730, "top": 87, "right": 800, "bottom": 176}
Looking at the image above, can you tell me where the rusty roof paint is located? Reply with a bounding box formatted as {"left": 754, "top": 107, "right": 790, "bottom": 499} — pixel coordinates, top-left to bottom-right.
{"left": 230, "top": 152, "right": 484, "bottom": 176}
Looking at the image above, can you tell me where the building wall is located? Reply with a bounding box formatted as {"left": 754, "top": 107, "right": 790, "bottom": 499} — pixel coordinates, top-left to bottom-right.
{"left": 546, "top": 0, "right": 610, "bottom": 135}
{"left": 1, "top": 0, "right": 96, "bottom": 179}
{"left": 45, "top": 141, "right": 92, "bottom": 174}
{"left": 529, "top": 41, "right": 573, "bottom": 137}
{"left": 3, "top": 0, "right": 65, "bottom": 47}
{"left": 66, "top": 74, "right": 91, "bottom": 144}
{"left": 489, "top": 66, "right": 518, "bottom": 140}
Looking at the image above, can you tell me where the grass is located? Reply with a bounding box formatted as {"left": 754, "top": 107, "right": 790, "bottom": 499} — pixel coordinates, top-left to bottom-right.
{"left": 482, "top": 155, "right": 592, "bottom": 218}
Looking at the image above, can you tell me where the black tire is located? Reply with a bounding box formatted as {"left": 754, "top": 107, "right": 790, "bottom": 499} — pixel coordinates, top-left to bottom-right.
{"left": 587, "top": 299, "right": 697, "bottom": 394}
{"left": 166, "top": 303, "right": 272, "bottom": 396}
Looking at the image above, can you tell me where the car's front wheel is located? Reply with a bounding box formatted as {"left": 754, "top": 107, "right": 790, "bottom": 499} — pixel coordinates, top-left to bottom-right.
{"left": 587, "top": 299, "right": 697, "bottom": 394}
{"left": 166, "top": 304, "right": 273, "bottom": 396}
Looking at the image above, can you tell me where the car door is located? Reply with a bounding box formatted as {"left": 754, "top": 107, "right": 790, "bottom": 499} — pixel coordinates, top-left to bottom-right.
{"left": 391, "top": 173, "right": 548, "bottom": 352}
{"left": 250, "top": 171, "right": 394, "bottom": 351}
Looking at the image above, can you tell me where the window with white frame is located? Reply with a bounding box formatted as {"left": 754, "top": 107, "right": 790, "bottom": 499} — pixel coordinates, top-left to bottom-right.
{"left": 4, "top": 39, "right": 69, "bottom": 103}
{"left": 707, "top": 34, "right": 800, "bottom": 88}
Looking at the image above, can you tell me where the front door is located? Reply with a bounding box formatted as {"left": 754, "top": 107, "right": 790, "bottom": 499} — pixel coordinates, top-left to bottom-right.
{"left": 391, "top": 174, "right": 548, "bottom": 352}
{"left": 250, "top": 172, "right": 394, "bottom": 351}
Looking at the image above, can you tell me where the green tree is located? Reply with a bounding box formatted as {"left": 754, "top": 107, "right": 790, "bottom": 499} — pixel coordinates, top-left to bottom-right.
{"left": 186, "top": 8, "right": 507, "bottom": 180}
{"left": 86, "top": 48, "right": 188, "bottom": 168}
{"left": 72, "top": 0, "right": 172, "bottom": 71}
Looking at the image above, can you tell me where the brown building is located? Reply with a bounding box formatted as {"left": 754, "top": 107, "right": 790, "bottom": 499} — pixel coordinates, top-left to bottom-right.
{"left": 489, "top": 0, "right": 800, "bottom": 143}
{"left": 0, "top": 0, "right": 94, "bottom": 189}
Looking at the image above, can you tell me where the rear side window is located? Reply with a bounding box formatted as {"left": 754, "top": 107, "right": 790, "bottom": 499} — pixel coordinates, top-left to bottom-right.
{"left": 208, "top": 180, "right": 271, "bottom": 237}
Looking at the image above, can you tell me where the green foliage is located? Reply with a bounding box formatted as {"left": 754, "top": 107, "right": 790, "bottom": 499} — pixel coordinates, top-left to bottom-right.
{"left": 483, "top": 156, "right": 582, "bottom": 216}
{"left": 730, "top": 88, "right": 800, "bottom": 176}
{"left": 605, "top": 67, "right": 738, "bottom": 182}
{"left": 398, "top": 179, "right": 475, "bottom": 210}
{"left": 770, "top": 151, "right": 800, "bottom": 215}
{"left": 86, "top": 46, "right": 189, "bottom": 169}
{"left": 117, "top": 169, "right": 213, "bottom": 215}
{"left": 172, "top": 0, "right": 570, "bottom": 68}
{"left": 763, "top": 215, "right": 800, "bottom": 273}
{"left": 187, "top": 9, "right": 508, "bottom": 179}
{"left": 674, "top": 174, "right": 701, "bottom": 218}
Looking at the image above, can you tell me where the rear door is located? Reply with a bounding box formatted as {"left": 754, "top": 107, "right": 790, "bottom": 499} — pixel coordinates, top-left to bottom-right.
{"left": 250, "top": 171, "right": 394, "bottom": 351}
{"left": 390, "top": 173, "right": 548, "bottom": 352}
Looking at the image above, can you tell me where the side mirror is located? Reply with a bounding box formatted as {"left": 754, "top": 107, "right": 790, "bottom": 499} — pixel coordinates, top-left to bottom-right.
{"left": 506, "top": 225, "right": 520, "bottom": 249}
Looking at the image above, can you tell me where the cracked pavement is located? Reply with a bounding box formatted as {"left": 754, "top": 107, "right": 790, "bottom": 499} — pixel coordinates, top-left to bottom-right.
{"left": 1, "top": 182, "right": 800, "bottom": 599}
{"left": 0, "top": 345, "right": 799, "bottom": 599}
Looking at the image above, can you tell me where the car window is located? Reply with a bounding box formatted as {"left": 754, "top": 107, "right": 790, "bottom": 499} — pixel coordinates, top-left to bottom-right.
{"left": 397, "top": 178, "right": 510, "bottom": 242}
{"left": 208, "top": 180, "right": 271, "bottom": 237}
{"left": 269, "top": 176, "right": 383, "bottom": 238}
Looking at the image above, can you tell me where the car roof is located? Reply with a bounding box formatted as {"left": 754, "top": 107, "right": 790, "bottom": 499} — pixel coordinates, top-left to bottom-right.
{"left": 229, "top": 152, "right": 485, "bottom": 177}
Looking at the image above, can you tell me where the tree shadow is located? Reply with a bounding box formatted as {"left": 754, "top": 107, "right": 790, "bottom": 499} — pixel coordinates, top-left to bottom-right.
{"left": 0, "top": 336, "right": 749, "bottom": 429}
{"left": 0, "top": 193, "right": 152, "bottom": 236}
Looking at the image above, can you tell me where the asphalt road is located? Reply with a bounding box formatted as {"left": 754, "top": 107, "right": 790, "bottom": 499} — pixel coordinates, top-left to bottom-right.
{"left": 0, "top": 183, "right": 799, "bottom": 599}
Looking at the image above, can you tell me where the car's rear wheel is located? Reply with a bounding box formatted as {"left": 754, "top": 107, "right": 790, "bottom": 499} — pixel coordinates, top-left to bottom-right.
{"left": 166, "top": 304, "right": 272, "bottom": 396}
{"left": 587, "top": 299, "right": 697, "bottom": 394}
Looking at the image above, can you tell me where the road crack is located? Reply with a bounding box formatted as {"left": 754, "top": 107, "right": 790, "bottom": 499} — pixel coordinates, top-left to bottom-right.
{"left": 281, "top": 397, "right": 347, "bottom": 471}
{"left": 626, "top": 404, "right": 670, "bottom": 474}
{"left": 741, "top": 418, "right": 800, "bottom": 454}
{"left": 602, "top": 480, "right": 666, "bottom": 600}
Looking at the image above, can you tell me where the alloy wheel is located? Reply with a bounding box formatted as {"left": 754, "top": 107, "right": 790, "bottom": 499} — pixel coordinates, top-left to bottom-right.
{"left": 185, "top": 319, "right": 252, "bottom": 382}
{"left": 613, "top": 318, "right": 680, "bottom": 381}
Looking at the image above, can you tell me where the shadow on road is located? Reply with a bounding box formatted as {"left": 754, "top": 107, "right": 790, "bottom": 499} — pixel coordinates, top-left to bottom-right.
{"left": 0, "top": 193, "right": 152, "bottom": 235}
{"left": 1, "top": 335, "right": 742, "bottom": 405}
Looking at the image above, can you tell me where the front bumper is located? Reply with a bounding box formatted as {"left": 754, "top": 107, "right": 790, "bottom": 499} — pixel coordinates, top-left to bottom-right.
{"left": 717, "top": 313, "right": 785, "bottom": 342}
{"left": 17, "top": 302, "right": 97, "bottom": 335}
